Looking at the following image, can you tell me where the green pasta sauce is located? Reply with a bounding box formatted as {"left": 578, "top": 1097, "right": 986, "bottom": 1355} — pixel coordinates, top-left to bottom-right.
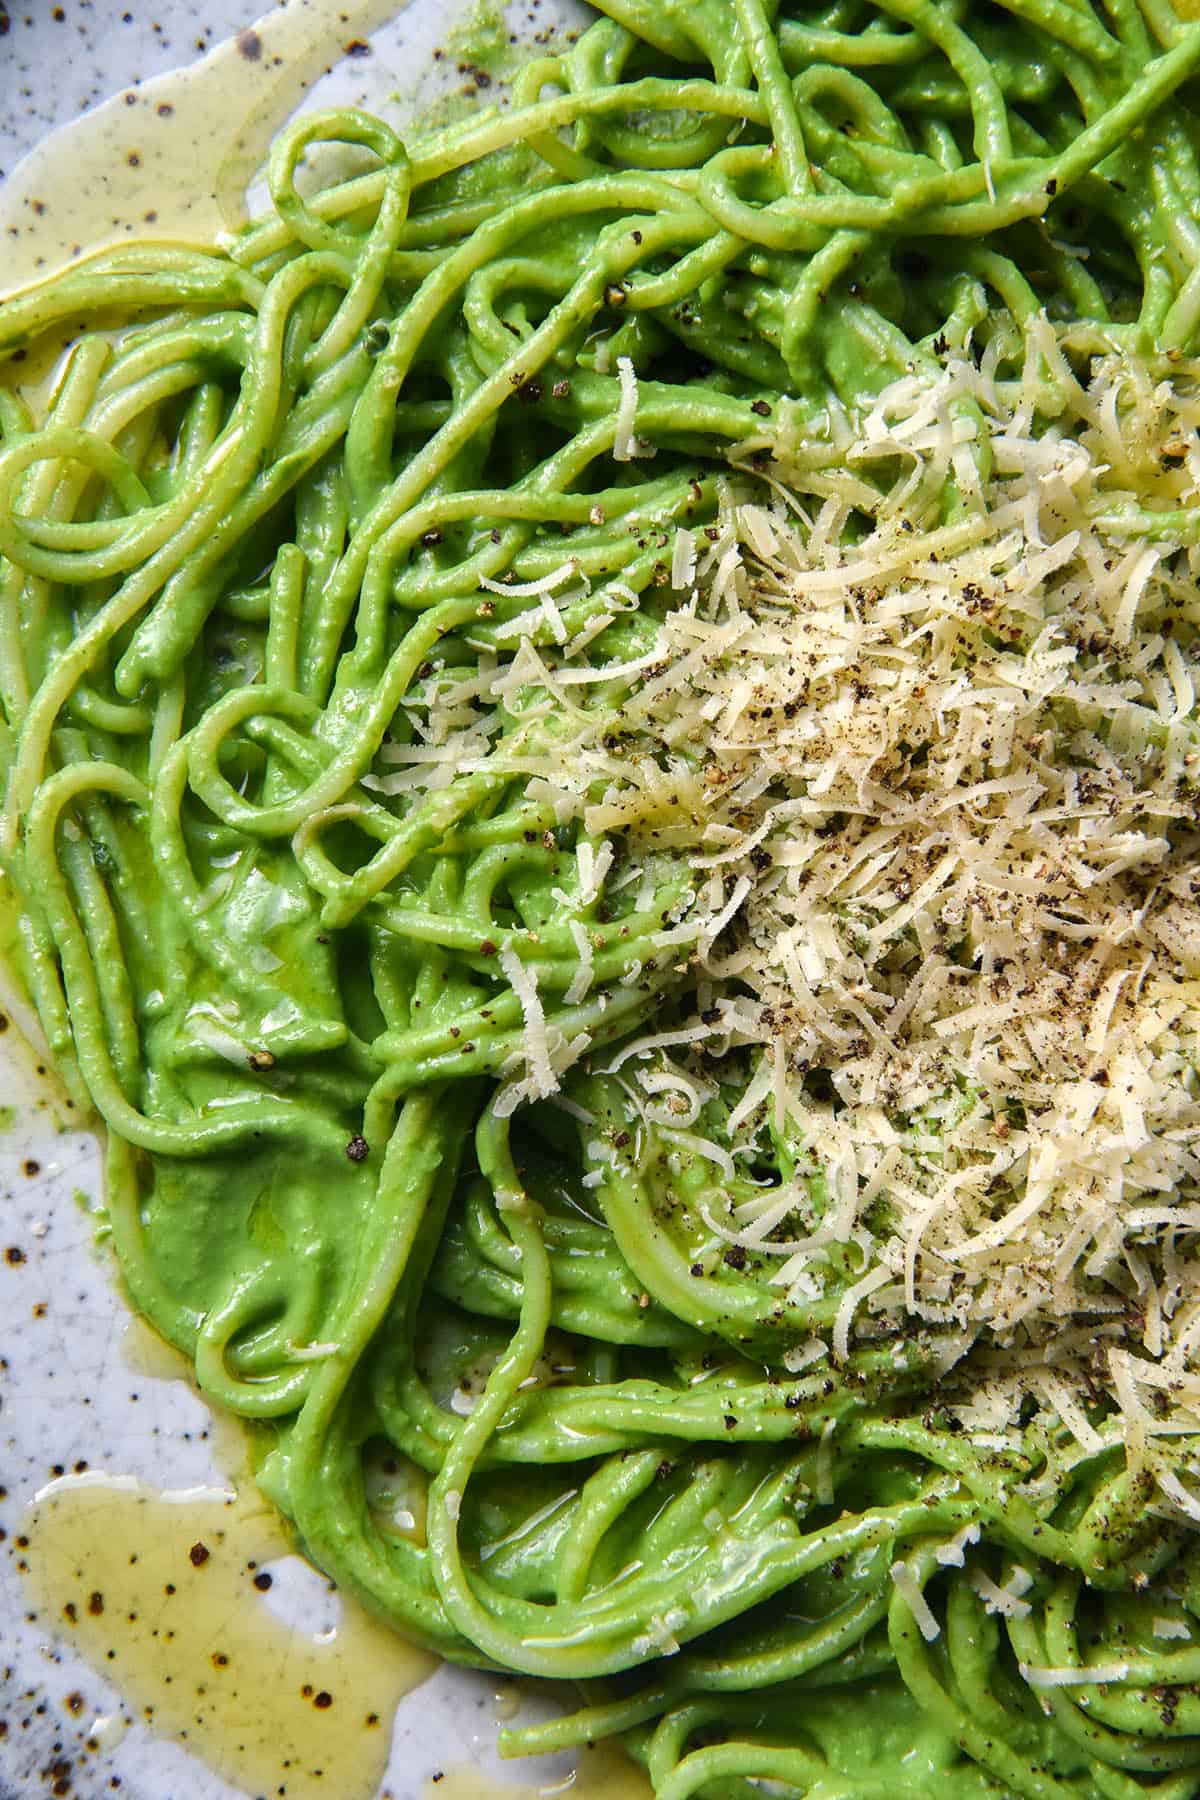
{"left": 6, "top": 2, "right": 1200, "bottom": 1795}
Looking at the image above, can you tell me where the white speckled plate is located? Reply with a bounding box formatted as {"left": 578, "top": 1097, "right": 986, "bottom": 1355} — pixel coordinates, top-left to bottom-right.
{"left": 0, "top": 6, "right": 600, "bottom": 1798}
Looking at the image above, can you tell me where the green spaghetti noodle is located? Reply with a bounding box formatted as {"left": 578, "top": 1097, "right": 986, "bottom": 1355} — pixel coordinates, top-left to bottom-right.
{"left": 6, "top": 1, "right": 1200, "bottom": 1794}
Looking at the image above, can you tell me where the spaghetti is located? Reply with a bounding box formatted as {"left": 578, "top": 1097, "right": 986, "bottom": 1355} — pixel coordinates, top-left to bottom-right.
{"left": 6, "top": 1, "right": 1200, "bottom": 1793}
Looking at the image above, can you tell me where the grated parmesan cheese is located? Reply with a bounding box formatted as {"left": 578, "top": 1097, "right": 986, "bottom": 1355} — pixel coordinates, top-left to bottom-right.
{"left": 935, "top": 1522, "right": 982, "bottom": 1568}
{"left": 1153, "top": 1617, "right": 1192, "bottom": 1641}
{"left": 890, "top": 1559, "right": 941, "bottom": 1641}
{"left": 782, "top": 1336, "right": 828, "bottom": 1374}
{"left": 1157, "top": 1469, "right": 1200, "bottom": 1523}
{"left": 671, "top": 526, "right": 697, "bottom": 590}
{"left": 564, "top": 920, "right": 594, "bottom": 1007}
{"left": 553, "top": 327, "right": 1200, "bottom": 1459}
{"left": 495, "top": 947, "right": 563, "bottom": 1114}
{"left": 613, "top": 356, "right": 638, "bottom": 462}
{"left": 969, "top": 1565, "right": 1034, "bottom": 1619}
{"left": 479, "top": 560, "right": 578, "bottom": 598}
{"left": 385, "top": 318, "right": 1200, "bottom": 1474}
{"left": 833, "top": 1265, "right": 893, "bottom": 1364}
{"left": 1020, "top": 1661, "right": 1130, "bottom": 1688}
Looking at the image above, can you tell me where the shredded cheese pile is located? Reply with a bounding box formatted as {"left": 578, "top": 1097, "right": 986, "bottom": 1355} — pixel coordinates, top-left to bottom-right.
{"left": 396, "top": 319, "right": 1200, "bottom": 1467}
